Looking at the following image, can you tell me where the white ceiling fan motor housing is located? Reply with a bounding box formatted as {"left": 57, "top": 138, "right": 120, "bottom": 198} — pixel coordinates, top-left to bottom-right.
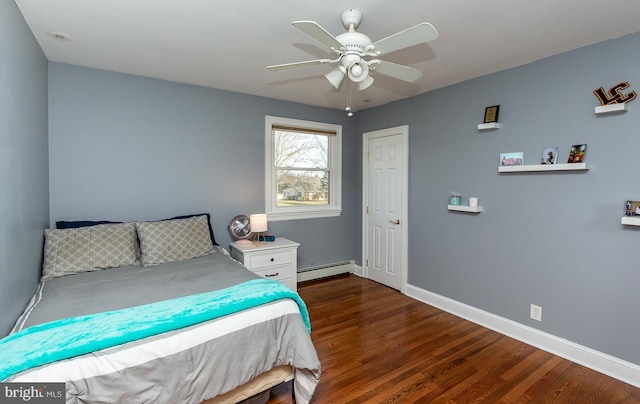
{"left": 340, "top": 9, "right": 363, "bottom": 30}
{"left": 336, "top": 31, "right": 373, "bottom": 56}
{"left": 337, "top": 30, "right": 374, "bottom": 83}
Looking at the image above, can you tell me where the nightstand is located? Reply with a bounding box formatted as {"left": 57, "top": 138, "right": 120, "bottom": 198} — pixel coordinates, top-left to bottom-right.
{"left": 230, "top": 238, "right": 299, "bottom": 291}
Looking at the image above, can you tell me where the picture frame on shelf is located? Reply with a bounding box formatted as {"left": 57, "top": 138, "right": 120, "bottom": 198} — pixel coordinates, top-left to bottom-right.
{"left": 625, "top": 200, "right": 640, "bottom": 216}
{"left": 540, "top": 147, "right": 559, "bottom": 165}
{"left": 567, "top": 144, "right": 587, "bottom": 163}
{"left": 484, "top": 105, "right": 500, "bottom": 123}
{"left": 500, "top": 152, "right": 524, "bottom": 166}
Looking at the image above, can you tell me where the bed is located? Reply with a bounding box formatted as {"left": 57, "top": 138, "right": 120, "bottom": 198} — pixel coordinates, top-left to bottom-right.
{"left": 0, "top": 214, "right": 321, "bottom": 403}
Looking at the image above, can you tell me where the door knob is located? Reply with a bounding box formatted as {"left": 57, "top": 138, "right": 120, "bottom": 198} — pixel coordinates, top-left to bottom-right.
{"left": 389, "top": 219, "right": 401, "bottom": 225}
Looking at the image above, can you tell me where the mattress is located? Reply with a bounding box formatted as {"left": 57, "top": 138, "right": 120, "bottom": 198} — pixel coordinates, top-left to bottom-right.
{"left": 2, "top": 247, "right": 321, "bottom": 403}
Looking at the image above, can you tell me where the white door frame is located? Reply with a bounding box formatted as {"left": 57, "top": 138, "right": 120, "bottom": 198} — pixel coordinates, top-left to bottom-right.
{"left": 362, "top": 125, "right": 409, "bottom": 294}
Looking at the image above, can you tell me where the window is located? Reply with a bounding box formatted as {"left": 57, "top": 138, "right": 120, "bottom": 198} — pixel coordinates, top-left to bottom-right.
{"left": 265, "top": 116, "right": 342, "bottom": 220}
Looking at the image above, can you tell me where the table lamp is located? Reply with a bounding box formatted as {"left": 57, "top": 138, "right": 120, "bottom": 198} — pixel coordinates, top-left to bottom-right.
{"left": 249, "top": 214, "right": 268, "bottom": 245}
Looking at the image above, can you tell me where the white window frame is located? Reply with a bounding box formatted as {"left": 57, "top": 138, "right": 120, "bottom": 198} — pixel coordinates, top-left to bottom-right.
{"left": 265, "top": 115, "right": 342, "bottom": 221}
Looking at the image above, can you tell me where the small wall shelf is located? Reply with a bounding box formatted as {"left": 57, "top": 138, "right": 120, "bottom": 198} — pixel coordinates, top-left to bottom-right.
{"left": 448, "top": 205, "right": 483, "bottom": 213}
{"left": 477, "top": 122, "right": 501, "bottom": 131}
{"left": 621, "top": 216, "right": 640, "bottom": 226}
{"left": 498, "top": 163, "right": 589, "bottom": 173}
{"left": 595, "top": 103, "right": 626, "bottom": 114}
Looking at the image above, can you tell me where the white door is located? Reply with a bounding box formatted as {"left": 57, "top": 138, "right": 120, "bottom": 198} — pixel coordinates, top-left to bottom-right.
{"left": 363, "top": 126, "right": 408, "bottom": 292}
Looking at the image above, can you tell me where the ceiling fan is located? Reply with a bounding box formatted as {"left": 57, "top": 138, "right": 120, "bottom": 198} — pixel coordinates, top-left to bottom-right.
{"left": 266, "top": 9, "right": 439, "bottom": 91}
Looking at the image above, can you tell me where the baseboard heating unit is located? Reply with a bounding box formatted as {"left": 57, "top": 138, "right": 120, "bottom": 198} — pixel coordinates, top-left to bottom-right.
{"left": 297, "top": 260, "right": 354, "bottom": 282}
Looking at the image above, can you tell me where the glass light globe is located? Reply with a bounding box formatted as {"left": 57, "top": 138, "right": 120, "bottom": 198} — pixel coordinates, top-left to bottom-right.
{"left": 350, "top": 64, "right": 363, "bottom": 77}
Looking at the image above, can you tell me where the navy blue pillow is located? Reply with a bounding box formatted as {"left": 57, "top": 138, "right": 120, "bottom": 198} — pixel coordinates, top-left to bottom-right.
{"left": 56, "top": 220, "right": 120, "bottom": 229}
{"left": 55, "top": 213, "right": 218, "bottom": 246}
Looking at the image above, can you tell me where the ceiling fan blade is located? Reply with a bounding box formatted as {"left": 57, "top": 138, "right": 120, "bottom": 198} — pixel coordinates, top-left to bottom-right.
{"left": 372, "top": 22, "right": 439, "bottom": 56}
{"left": 267, "top": 59, "right": 332, "bottom": 71}
{"left": 292, "top": 21, "right": 343, "bottom": 51}
{"left": 373, "top": 60, "right": 424, "bottom": 82}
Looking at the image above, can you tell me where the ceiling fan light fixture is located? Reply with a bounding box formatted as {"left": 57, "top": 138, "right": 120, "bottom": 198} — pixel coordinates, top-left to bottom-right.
{"left": 357, "top": 75, "right": 374, "bottom": 91}
{"left": 325, "top": 66, "right": 346, "bottom": 89}
{"left": 347, "top": 61, "right": 369, "bottom": 82}
{"left": 269, "top": 9, "right": 439, "bottom": 97}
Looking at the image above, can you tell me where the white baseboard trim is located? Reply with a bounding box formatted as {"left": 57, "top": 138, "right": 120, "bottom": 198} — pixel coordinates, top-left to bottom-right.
{"left": 406, "top": 284, "right": 640, "bottom": 388}
{"left": 352, "top": 264, "right": 363, "bottom": 277}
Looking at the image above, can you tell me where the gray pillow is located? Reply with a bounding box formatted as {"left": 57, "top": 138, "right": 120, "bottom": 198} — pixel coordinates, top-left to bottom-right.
{"left": 136, "top": 215, "right": 214, "bottom": 266}
{"left": 42, "top": 222, "right": 139, "bottom": 280}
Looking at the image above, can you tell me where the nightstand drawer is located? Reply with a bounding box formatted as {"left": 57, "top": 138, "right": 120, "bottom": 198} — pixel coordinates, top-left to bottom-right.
{"left": 248, "top": 250, "right": 293, "bottom": 269}
{"left": 252, "top": 266, "right": 292, "bottom": 282}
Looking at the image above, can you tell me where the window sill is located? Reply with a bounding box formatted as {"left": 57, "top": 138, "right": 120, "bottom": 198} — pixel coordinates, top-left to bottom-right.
{"left": 267, "top": 208, "right": 342, "bottom": 221}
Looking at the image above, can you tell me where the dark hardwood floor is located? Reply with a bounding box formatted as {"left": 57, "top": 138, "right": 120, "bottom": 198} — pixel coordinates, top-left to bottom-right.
{"left": 268, "top": 274, "right": 640, "bottom": 403}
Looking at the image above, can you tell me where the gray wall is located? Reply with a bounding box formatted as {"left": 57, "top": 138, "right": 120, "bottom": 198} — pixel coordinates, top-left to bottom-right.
{"left": 9, "top": 4, "right": 639, "bottom": 368}
{"left": 357, "top": 32, "right": 640, "bottom": 365}
{"left": 0, "top": 1, "right": 49, "bottom": 336}
{"left": 48, "top": 63, "right": 358, "bottom": 269}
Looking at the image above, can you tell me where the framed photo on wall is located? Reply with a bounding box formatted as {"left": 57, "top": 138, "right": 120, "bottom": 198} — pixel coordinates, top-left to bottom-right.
{"left": 541, "top": 147, "right": 558, "bottom": 164}
{"left": 625, "top": 200, "right": 640, "bottom": 216}
{"left": 500, "top": 152, "right": 523, "bottom": 166}
{"left": 567, "top": 144, "right": 587, "bottom": 163}
{"left": 484, "top": 105, "right": 500, "bottom": 123}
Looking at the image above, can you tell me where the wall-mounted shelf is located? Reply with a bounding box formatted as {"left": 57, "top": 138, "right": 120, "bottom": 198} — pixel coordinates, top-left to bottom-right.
{"left": 595, "top": 103, "right": 626, "bottom": 114}
{"left": 448, "top": 205, "right": 483, "bottom": 213}
{"left": 477, "top": 122, "right": 501, "bottom": 131}
{"left": 498, "top": 162, "right": 589, "bottom": 173}
{"left": 621, "top": 216, "right": 640, "bottom": 226}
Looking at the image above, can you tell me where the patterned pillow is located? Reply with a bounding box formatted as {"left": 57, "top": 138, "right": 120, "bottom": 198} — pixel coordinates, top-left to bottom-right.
{"left": 136, "top": 215, "right": 214, "bottom": 266}
{"left": 42, "top": 222, "right": 139, "bottom": 280}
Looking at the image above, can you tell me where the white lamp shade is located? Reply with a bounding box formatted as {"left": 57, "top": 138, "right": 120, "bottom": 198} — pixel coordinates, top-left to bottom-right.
{"left": 324, "top": 67, "right": 346, "bottom": 89}
{"left": 357, "top": 75, "right": 374, "bottom": 91}
{"left": 249, "top": 214, "right": 268, "bottom": 232}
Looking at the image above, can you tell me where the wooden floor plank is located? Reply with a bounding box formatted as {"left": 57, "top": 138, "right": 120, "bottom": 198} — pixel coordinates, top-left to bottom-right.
{"left": 267, "top": 275, "right": 640, "bottom": 403}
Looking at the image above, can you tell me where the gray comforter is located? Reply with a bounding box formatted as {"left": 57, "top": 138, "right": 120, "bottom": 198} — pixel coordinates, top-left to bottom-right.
{"left": 7, "top": 247, "right": 321, "bottom": 403}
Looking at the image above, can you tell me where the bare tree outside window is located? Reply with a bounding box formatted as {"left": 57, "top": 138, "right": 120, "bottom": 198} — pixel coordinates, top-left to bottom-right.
{"left": 274, "top": 130, "right": 330, "bottom": 207}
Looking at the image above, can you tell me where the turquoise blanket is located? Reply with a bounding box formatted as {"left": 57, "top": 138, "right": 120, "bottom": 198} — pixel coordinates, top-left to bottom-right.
{"left": 0, "top": 278, "right": 310, "bottom": 381}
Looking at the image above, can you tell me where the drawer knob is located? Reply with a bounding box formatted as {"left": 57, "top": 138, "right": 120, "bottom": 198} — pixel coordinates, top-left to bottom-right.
{"left": 265, "top": 272, "right": 279, "bottom": 277}
{"left": 270, "top": 258, "right": 274, "bottom": 262}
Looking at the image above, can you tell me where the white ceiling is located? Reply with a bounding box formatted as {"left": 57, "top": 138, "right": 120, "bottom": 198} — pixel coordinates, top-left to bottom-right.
{"left": 14, "top": 0, "right": 640, "bottom": 112}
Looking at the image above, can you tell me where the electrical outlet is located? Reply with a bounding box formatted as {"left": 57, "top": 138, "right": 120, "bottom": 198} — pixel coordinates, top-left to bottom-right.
{"left": 530, "top": 304, "right": 542, "bottom": 321}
